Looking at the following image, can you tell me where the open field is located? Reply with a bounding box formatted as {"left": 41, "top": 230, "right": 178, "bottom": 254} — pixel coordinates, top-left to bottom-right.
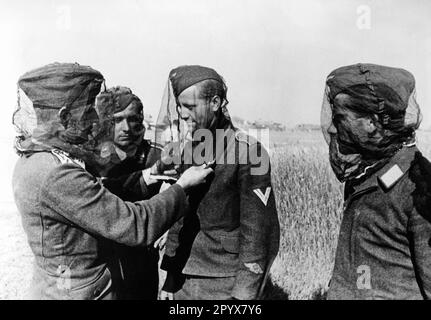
{"left": 266, "top": 130, "right": 343, "bottom": 299}
{"left": 1, "top": 130, "right": 431, "bottom": 299}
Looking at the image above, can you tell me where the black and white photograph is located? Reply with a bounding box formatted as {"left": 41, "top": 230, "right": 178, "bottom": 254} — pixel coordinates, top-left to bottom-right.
{"left": 1, "top": 0, "right": 431, "bottom": 305}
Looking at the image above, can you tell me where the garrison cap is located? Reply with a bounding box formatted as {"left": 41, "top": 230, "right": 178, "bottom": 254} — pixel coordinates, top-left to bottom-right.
{"left": 169, "top": 65, "right": 224, "bottom": 98}
{"left": 95, "top": 86, "right": 143, "bottom": 119}
{"left": 326, "top": 63, "right": 416, "bottom": 123}
{"left": 107, "top": 86, "right": 143, "bottom": 113}
{"left": 18, "top": 62, "right": 104, "bottom": 110}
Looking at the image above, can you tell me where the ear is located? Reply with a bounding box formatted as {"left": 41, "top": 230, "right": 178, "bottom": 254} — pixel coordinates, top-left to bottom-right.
{"left": 362, "top": 116, "right": 378, "bottom": 133}
{"left": 210, "top": 95, "right": 222, "bottom": 112}
{"left": 58, "top": 107, "right": 71, "bottom": 128}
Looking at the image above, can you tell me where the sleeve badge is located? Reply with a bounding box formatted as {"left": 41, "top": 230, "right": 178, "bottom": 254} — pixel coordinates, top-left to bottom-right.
{"left": 244, "top": 263, "right": 264, "bottom": 274}
{"left": 253, "top": 187, "right": 271, "bottom": 206}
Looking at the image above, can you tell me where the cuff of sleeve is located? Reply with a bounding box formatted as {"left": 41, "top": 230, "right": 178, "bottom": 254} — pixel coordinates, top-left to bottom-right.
{"left": 168, "top": 183, "right": 188, "bottom": 210}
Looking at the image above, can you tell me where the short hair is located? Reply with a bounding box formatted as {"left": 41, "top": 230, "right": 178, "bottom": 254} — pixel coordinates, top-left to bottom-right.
{"left": 196, "top": 79, "right": 226, "bottom": 102}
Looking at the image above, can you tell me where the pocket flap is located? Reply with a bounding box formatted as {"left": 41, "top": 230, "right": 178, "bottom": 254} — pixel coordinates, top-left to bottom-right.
{"left": 220, "top": 231, "right": 240, "bottom": 253}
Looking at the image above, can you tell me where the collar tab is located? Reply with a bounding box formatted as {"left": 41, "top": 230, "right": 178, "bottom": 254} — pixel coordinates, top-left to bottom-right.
{"left": 378, "top": 164, "right": 404, "bottom": 190}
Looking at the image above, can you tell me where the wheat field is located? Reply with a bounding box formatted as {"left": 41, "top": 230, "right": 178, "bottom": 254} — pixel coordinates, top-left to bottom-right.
{"left": 1, "top": 130, "right": 431, "bottom": 299}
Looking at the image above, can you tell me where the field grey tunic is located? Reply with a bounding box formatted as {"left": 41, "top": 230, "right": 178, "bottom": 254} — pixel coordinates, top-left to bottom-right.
{"left": 328, "top": 145, "right": 431, "bottom": 299}
{"left": 12, "top": 150, "right": 187, "bottom": 300}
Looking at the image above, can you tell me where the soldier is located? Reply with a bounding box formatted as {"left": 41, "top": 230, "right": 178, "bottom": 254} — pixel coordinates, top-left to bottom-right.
{"left": 12, "top": 62, "right": 213, "bottom": 300}
{"left": 95, "top": 86, "right": 164, "bottom": 300}
{"left": 321, "top": 63, "right": 431, "bottom": 299}
{"left": 156, "top": 65, "right": 280, "bottom": 300}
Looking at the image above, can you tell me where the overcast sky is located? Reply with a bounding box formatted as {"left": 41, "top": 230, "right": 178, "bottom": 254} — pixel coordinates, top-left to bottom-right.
{"left": 1, "top": 0, "right": 430, "bottom": 133}
{"left": 0, "top": 0, "right": 430, "bottom": 203}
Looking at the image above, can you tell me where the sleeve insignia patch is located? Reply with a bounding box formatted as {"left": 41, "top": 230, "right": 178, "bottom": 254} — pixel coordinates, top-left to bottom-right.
{"left": 253, "top": 187, "right": 271, "bottom": 206}
{"left": 244, "top": 263, "right": 264, "bottom": 274}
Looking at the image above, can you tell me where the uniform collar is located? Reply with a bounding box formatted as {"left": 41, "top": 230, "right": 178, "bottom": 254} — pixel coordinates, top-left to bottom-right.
{"left": 114, "top": 139, "right": 152, "bottom": 162}
{"left": 349, "top": 144, "right": 419, "bottom": 195}
{"left": 51, "top": 148, "right": 86, "bottom": 169}
{"left": 213, "top": 126, "right": 236, "bottom": 164}
{"left": 196, "top": 121, "right": 236, "bottom": 165}
{"left": 114, "top": 146, "right": 131, "bottom": 161}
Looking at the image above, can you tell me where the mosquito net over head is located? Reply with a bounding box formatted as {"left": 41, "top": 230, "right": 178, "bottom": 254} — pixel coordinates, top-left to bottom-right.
{"left": 154, "top": 65, "right": 232, "bottom": 172}
{"left": 321, "top": 63, "right": 422, "bottom": 182}
{"left": 13, "top": 62, "right": 117, "bottom": 169}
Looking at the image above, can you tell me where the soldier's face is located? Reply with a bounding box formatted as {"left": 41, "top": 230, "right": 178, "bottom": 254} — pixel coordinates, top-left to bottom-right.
{"left": 113, "top": 102, "right": 144, "bottom": 150}
{"left": 329, "top": 93, "right": 384, "bottom": 154}
{"left": 177, "top": 85, "right": 217, "bottom": 134}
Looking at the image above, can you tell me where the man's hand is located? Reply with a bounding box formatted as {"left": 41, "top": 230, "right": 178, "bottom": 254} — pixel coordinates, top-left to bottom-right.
{"left": 176, "top": 164, "right": 213, "bottom": 192}
{"left": 159, "top": 181, "right": 171, "bottom": 193}
{"left": 159, "top": 290, "right": 174, "bottom": 300}
{"left": 142, "top": 168, "right": 159, "bottom": 186}
{"left": 149, "top": 151, "right": 178, "bottom": 176}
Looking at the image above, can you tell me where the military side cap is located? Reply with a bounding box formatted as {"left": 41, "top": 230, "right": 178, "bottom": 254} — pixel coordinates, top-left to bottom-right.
{"left": 105, "top": 86, "right": 143, "bottom": 113}
{"left": 326, "top": 63, "right": 415, "bottom": 121}
{"left": 18, "top": 62, "right": 104, "bottom": 110}
{"left": 169, "top": 65, "right": 224, "bottom": 97}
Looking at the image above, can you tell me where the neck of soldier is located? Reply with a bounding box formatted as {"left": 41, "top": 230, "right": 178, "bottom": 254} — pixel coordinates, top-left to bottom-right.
{"left": 115, "top": 133, "right": 144, "bottom": 161}
{"left": 189, "top": 113, "right": 233, "bottom": 162}
{"left": 208, "top": 112, "right": 232, "bottom": 135}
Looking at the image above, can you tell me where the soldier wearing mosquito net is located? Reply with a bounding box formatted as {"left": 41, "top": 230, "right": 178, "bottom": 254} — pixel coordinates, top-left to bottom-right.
{"left": 321, "top": 63, "right": 431, "bottom": 299}
{"left": 153, "top": 65, "right": 280, "bottom": 300}
{"left": 11, "top": 62, "right": 212, "bottom": 300}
